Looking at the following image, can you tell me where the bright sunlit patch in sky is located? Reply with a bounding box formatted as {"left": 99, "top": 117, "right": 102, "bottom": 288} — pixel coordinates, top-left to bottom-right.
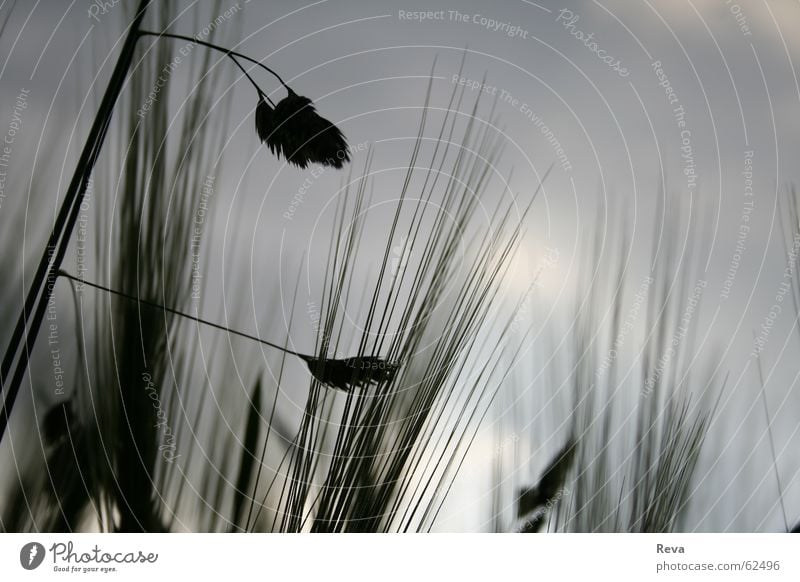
{"left": 505, "top": 243, "right": 565, "bottom": 307}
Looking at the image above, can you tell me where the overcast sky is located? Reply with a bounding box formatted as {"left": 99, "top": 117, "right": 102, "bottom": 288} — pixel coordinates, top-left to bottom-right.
{"left": 2, "top": 0, "right": 800, "bottom": 532}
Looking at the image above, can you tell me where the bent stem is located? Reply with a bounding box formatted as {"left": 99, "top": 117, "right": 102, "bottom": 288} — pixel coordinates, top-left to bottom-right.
{"left": 230, "top": 55, "right": 274, "bottom": 105}
{"left": 138, "top": 30, "right": 287, "bottom": 91}
{"left": 58, "top": 271, "right": 305, "bottom": 358}
{"left": 60, "top": 272, "right": 399, "bottom": 392}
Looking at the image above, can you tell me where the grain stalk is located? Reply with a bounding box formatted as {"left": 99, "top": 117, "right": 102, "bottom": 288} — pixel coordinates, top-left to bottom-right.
{"left": 0, "top": 2, "right": 352, "bottom": 443}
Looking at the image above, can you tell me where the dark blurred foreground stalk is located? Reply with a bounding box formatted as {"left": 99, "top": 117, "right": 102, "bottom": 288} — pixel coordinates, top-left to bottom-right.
{"left": 0, "top": 0, "right": 150, "bottom": 443}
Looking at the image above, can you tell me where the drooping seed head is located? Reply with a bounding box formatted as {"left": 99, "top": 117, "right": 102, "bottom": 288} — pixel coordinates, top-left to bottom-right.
{"left": 256, "top": 89, "right": 350, "bottom": 169}
{"left": 302, "top": 355, "right": 400, "bottom": 391}
{"left": 255, "top": 96, "right": 277, "bottom": 144}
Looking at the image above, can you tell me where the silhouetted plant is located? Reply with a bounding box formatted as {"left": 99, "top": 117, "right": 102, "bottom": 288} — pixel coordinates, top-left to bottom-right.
{"left": 517, "top": 437, "right": 577, "bottom": 532}
{"left": 139, "top": 31, "right": 351, "bottom": 169}
{"left": 256, "top": 90, "right": 350, "bottom": 168}
{"left": 58, "top": 270, "right": 400, "bottom": 393}
{"left": 0, "top": 2, "right": 353, "bottom": 446}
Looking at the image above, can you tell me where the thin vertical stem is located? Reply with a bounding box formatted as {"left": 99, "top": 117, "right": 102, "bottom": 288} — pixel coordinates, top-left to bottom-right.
{"left": 756, "top": 356, "right": 789, "bottom": 532}
{"left": 0, "top": 0, "right": 151, "bottom": 443}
